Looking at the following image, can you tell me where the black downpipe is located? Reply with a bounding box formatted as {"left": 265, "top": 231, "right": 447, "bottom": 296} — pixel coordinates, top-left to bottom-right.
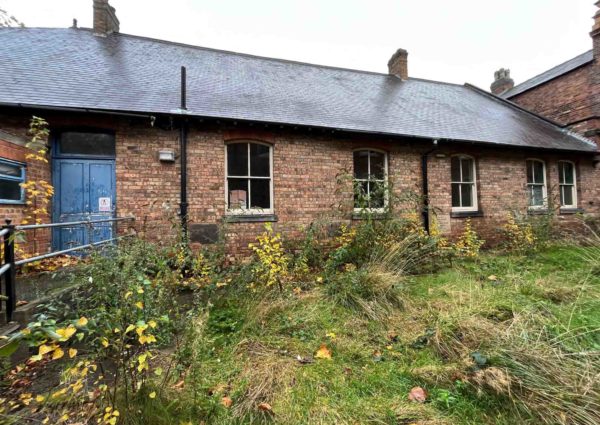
{"left": 180, "top": 66, "right": 188, "bottom": 235}
{"left": 421, "top": 140, "right": 438, "bottom": 234}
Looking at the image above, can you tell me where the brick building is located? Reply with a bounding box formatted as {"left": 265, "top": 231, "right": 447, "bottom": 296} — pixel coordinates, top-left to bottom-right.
{"left": 1, "top": 0, "right": 599, "bottom": 257}
{"left": 491, "top": 1, "right": 600, "bottom": 145}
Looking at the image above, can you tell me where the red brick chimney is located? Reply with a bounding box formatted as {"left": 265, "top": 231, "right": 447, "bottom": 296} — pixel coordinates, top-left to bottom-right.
{"left": 490, "top": 68, "right": 514, "bottom": 95}
{"left": 388, "top": 49, "right": 408, "bottom": 80}
{"left": 93, "top": 0, "right": 119, "bottom": 36}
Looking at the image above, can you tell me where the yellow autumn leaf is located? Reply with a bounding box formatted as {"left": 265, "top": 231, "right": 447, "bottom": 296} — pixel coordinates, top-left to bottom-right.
{"left": 125, "top": 291, "right": 133, "bottom": 299}
{"left": 52, "top": 347, "right": 65, "bottom": 360}
{"left": 42, "top": 417, "right": 49, "bottom": 424}
{"left": 125, "top": 324, "right": 136, "bottom": 334}
{"left": 315, "top": 344, "right": 332, "bottom": 360}
{"left": 38, "top": 344, "right": 54, "bottom": 356}
{"left": 137, "top": 288, "right": 144, "bottom": 294}
{"left": 135, "top": 301, "right": 144, "bottom": 309}
{"left": 148, "top": 320, "right": 157, "bottom": 329}
{"left": 149, "top": 391, "right": 156, "bottom": 399}
{"left": 56, "top": 325, "right": 77, "bottom": 340}
{"left": 101, "top": 338, "right": 109, "bottom": 348}
{"left": 29, "top": 354, "right": 43, "bottom": 362}
{"left": 76, "top": 317, "right": 88, "bottom": 327}
{"left": 35, "top": 395, "right": 46, "bottom": 402}
{"left": 69, "top": 348, "right": 77, "bottom": 358}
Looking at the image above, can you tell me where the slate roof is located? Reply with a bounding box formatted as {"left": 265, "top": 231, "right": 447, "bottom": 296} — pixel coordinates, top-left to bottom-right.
{"left": 0, "top": 27, "right": 596, "bottom": 152}
{"left": 503, "top": 50, "right": 594, "bottom": 98}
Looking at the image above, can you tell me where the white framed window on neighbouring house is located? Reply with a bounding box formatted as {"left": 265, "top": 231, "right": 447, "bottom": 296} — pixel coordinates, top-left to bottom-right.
{"left": 225, "top": 141, "right": 273, "bottom": 214}
{"left": 353, "top": 149, "right": 388, "bottom": 211}
{"left": 526, "top": 159, "right": 547, "bottom": 208}
{"left": 0, "top": 158, "right": 25, "bottom": 204}
{"left": 451, "top": 155, "right": 477, "bottom": 212}
{"left": 558, "top": 160, "right": 577, "bottom": 208}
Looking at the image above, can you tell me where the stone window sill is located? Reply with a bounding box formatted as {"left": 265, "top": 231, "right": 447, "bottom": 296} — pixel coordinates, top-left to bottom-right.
{"left": 527, "top": 208, "right": 550, "bottom": 216}
{"left": 224, "top": 214, "right": 278, "bottom": 223}
{"left": 450, "top": 210, "right": 483, "bottom": 219}
{"left": 559, "top": 208, "right": 584, "bottom": 215}
{"left": 352, "top": 212, "right": 388, "bottom": 221}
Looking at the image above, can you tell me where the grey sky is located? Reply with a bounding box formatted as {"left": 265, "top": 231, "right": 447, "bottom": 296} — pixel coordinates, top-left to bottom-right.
{"left": 2, "top": 0, "right": 596, "bottom": 89}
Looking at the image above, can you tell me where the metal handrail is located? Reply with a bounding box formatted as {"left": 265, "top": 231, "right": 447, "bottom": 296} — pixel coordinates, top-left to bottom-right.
{"left": 15, "top": 235, "right": 130, "bottom": 266}
{"left": 1, "top": 216, "right": 135, "bottom": 322}
{"left": 16, "top": 216, "right": 135, "bottom": 231}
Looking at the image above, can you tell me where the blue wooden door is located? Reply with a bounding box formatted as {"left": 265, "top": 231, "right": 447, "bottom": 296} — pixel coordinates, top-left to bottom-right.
{"left": 52, "top": 159, "right": 116, "bottom": 251}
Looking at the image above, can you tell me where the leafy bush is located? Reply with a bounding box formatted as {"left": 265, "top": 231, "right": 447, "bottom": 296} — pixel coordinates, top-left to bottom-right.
{"left": 454, "top": 218, "right": 484, "bottom": 258}
{"left": 249, "top": 223, "right": 290, "bottom": 292}
{"left": 501, "top": 212, "right": 537, "bottom": 253}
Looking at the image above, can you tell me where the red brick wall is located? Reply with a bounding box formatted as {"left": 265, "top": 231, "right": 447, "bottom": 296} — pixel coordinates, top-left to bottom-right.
{"left": 0, "top": 115, "right": 52, "bottom": 256}
{"left": 2, "top": 109, "right": 599, "bottom": 258}
{"left": 428, "top": 146, "right": 600, "bottom": 244}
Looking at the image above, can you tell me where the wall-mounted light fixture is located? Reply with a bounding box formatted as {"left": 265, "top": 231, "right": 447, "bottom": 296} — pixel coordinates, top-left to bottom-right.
{"left": 158, "top": 149, "right": 176, "bottom": 162}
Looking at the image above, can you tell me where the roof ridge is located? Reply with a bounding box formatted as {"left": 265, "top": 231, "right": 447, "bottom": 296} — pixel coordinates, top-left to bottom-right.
{"left": 106, "top": 29, "right": 396, "bottom": 78}
{"left": 406, "top": 76, "right": 465, "bottom": 87}
{"left": 466, "top": 83, "right": 598, "bottom": 149}
{"left": 505, "top": 49, "right": 593, "bottom": 97}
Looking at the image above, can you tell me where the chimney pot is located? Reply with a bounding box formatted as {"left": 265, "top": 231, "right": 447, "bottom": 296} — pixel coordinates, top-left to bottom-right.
{"left": 490, "top": 68, "right": 514, "bottom": 95}
{"left": 388, "top": 48, "right": 409, "bottom": 80}
{"left": 93, "top": 0, "right": 119, "bottom": 36}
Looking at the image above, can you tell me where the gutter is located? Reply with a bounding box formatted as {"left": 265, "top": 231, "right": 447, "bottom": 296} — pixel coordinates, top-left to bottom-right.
{"left": 421, "top": 139, "right": 439, "bottom": 233}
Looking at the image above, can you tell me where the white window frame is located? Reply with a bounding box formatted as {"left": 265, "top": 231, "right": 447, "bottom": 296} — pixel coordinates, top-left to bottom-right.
{"left": 450, "top": 155, "right": 478, "bottom": 213}
{"left": 352, "top": 148, "right": 389, "bottom": 213}
{"left": 224, "top": 141, "right": 274, "bottom": 215}
{"left": 0, "top": 158, "right": 26, "bottom": 204}
{"left": 558, "top": 160, "right": 577, "bottom": 208}
{"left": 526, "top": 159, "right": 547, "bottom": 209}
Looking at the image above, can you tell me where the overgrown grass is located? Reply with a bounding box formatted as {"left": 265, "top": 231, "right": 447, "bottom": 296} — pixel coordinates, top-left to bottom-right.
{"left": 125, "top": 244, "right": 598, "bottom": 425}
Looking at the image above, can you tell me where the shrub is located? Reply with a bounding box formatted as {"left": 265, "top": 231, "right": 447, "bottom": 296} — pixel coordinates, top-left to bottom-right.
{"left": 502, "top": 212, "right": 537, "bottom": 253}
{"left": 454, "top": 218, "right": 484, "bottom": 258}
{"left": 249, "top": 223, "right": 290, "bottom": 292}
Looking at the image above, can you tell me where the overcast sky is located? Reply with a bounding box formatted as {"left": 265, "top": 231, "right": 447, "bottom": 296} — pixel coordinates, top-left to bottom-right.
{"left": 2, "top": 0, "right": 596, "bottom": 89}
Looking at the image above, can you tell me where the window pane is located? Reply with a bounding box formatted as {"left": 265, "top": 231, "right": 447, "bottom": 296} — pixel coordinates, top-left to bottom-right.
{"left": 533, "top": 161, "right": 545, "bottom": 184}
{"left": 228, "top": 178, "right": 248, "bottom": 209}
{"left": 250, "top": 179, "right": 270, "bottom": 209}
{"left": 0, "top": 179, "right": 22, "bottom": 201}
{"left": 530, "top": 185, "right": 544, "bottom": 206}
{"left": 59, "top": 132, "right": 115, "bottom": 156}
{"left": 526, "top": 161, "right": 534, "bottom": 184}
{"left": 461, "top": 158, "right": 474, "bottom": 182}
{"left": 562, "top": 162, "right": 574, "bottom": 184}
{"left": 354, "top": 180, "right": 369, "bottom": 208}
{"left": 370, "top": 151, "right": 385, "bottom": 179}
{"left": 451, "top": 183, "right": 461, "bottom": 207}
{"left": 451, "top": 157, "right": 461, "bottom": 182}
{"left": 0, "top": 162, "right": 21, "bottom": 177}
{"left": 353, "top": 150, "right": 369, "bottom": 180}
{"left": 227, "top": 144, "right": 248, "bottom": 176}
{"left": 562, "top": 185, "right": 574, "bottom": 206}
{"left": 461, "top": 183, "right": 473, "bottom": 207}
{"left": 250, "top": 144, "right": 270, "bottom": 177}
{"left": 369, "top": 181, "right": 385, "bottom": 209}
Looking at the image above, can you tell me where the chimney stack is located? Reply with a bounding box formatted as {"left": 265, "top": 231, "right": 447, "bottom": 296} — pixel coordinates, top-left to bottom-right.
{"left": 93, "top": 0, "right": 119, "bottom": 36}
{"left": 591, "top": 1, "right": 600, "bottom": 57}
{"left": 490, "top": 68, "right": 514, "bottom": 95}
{"left": 388, "top": 48, "right": 408, "bottom": 80}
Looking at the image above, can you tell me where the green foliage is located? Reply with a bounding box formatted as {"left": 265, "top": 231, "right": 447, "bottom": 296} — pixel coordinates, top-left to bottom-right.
{"left": 249, "top": 223, "right": 290, "bottom": 291}
{"left": 454, "top": 218, "right": 485, "bottom": 258}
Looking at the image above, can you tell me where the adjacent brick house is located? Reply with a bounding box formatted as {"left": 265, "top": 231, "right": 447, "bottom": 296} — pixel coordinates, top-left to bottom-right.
{"left": 491, "top": 1, "right": 600, "bottom": 145}
{"left": 1, "top": 0, "right": 599, "bottom": 257}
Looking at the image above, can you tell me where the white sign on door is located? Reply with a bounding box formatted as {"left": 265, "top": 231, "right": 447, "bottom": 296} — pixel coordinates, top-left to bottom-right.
{"left": 99, "top": 197, "right": 111, "bottom": 212}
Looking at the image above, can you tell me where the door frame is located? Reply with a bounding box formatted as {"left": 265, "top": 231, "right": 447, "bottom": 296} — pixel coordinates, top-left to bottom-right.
{"left": 51, "top": 129, "right": 117, "bottom": 251}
